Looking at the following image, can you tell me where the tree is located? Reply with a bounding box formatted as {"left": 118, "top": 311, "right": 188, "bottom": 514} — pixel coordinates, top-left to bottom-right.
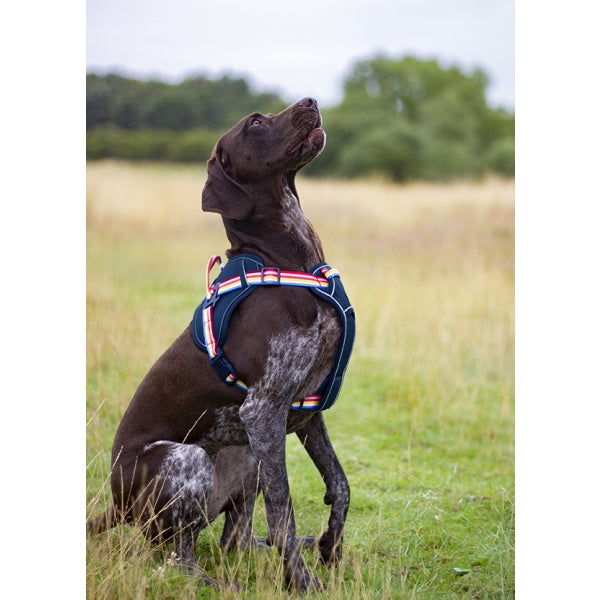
{"left": 86, "top": 58, "right": 514, "bottom": 178}
{"left": 86, "top": 73, "right": 287, "bottom": 132}
{"left": 306, "top": 55, "right": 514, "bottom": 180}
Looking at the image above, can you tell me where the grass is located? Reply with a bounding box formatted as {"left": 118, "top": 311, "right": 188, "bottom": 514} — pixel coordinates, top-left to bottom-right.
{"left": 86, "top": 160, "right": 514, "bottom": 598}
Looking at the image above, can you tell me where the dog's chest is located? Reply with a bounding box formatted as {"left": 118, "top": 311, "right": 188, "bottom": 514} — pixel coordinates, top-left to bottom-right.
{"left": 197, "top": 404, "right": 316, "bottom": 454}
{"left": 194, "top": 303, "right": 338, "bottom": 453}
{"left": 202, "top": 405, "right": 248, "bottom": 450}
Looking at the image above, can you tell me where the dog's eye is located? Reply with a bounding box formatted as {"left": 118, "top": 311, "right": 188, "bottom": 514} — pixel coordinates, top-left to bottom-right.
{"left": 250, "top": 118, "right": 262, "bottom": 127}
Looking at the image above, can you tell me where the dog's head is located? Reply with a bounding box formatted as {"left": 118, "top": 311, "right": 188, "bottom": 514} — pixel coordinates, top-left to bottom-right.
{"left": 202, "top": 98, "right": 325, "bottom": 220}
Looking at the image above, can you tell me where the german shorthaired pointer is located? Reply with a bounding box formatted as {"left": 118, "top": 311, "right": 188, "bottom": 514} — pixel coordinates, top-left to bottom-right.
{"left": 87, "top": 98, "right": 353, "bottom": 591}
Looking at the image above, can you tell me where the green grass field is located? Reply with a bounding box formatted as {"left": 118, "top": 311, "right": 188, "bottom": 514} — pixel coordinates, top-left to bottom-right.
{"left": 86, "top": 161, "right": 514, "bottom": 599}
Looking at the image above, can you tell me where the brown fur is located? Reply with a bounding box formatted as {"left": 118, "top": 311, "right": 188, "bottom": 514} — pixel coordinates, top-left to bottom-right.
{"left": 87, "top": 98, "right": 350, "bottom": 591}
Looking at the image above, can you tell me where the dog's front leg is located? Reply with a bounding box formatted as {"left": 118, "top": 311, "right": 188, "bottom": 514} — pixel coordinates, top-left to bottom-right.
{"left": 239, "top": 394, "right": 322, "bottom": 592}
{"left": 296, "top": 413, "right": 350, "bottom": 566}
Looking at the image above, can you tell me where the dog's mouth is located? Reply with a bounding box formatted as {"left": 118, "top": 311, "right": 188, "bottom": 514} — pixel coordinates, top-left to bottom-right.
{"left": 287, "top": 112, "right": 325, "bottom": 160}
{"left": 312, "top": 112, "right": 323, "bottom": 130}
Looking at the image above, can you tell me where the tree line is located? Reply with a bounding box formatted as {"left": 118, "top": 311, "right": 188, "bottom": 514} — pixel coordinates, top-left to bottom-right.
{"left": 87, "top": 55, "right": 514, "bottom": 181}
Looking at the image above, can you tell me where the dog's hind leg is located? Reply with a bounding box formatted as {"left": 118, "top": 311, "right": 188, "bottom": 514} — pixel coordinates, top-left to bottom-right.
{"left": 165, "top": 444, "right": 215, "bottom": 570}
{"left": 208, "top": 446, "right": 261, "bottom": 552}
{"left": 148, "top": 443, "right": 245, "bottom": 591}
{"left": 136, "top": 442, "right": 216, "bottom": 572}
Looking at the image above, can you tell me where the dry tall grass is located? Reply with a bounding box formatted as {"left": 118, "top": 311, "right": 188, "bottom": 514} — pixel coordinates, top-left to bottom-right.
{"left": 87, "top": 160, "right": 514, "bottom": 598}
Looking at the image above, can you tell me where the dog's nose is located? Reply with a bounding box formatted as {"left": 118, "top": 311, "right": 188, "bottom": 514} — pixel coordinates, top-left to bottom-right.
{"left": 298, "top": 97, "right": 318, "bottom": 109}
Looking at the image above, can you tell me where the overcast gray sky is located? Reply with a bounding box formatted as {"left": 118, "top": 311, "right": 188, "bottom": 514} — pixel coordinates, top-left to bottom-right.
{"left": 86, "top": 0, "right": 514, "bottom": 109}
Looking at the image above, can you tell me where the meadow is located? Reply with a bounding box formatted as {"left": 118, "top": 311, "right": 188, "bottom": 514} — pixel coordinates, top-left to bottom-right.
{"left": 86, "top": 161, "right": 514, "bottom": 599}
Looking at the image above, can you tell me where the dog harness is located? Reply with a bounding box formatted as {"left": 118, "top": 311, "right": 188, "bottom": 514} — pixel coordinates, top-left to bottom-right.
{"left": 191, "top": 253, "right": 355, "bottom": 411}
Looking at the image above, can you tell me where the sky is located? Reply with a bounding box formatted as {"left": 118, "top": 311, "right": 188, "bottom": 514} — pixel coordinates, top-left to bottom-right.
{"left": 86, "top": 0, "right": 515, "bottom": 110}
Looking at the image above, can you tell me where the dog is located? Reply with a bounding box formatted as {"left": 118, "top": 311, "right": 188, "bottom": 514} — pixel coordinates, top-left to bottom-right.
{"left": 87, "top": 98, "right": 353, "bottom": 591}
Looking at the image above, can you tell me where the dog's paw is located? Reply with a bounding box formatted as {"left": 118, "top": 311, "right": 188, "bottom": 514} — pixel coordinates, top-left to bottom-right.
{"left": 318, "top": 531, "right": 343, "bottom": 566}
{"left": 286, "top": 568, "right": 324, "bottom": 593}
{"left": 283, "top": 551, "right": 325, "bottom": 592}
{"left": 296, "top": 535, "right": 319, "bottom": 550}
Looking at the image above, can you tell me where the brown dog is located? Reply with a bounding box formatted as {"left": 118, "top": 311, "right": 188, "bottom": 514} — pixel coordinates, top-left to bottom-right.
{"left": 87, "top": 98, "right": 352, "bottom": 591}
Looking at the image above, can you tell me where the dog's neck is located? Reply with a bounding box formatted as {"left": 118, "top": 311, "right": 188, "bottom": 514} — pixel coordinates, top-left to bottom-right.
{"left": 223, "top": 180, "right": 325, "bottom": 270}
{"left": 279, "top": 183, "right": 324, "bottom": 266}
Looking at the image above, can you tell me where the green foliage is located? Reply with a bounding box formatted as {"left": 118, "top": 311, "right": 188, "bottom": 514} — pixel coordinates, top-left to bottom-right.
{"left": 333, "top": 119, "right": 425, "bottom": 180}
{"left": 86, "top": 72, "right": 288, "bottom": 164}
{"left": 87, "top": 55, "right": 514, "bottom": 180}
{"left": 86, "top": 72, "right": 287, "bottom": 132}
{"left": 86, "top": 126, "right": 218, "bottom": 162}
{"left": 484, "top": 137, "right": 515, "bottom": 176}
{"left": 306, "top": 55, "right": 514, "bottom": 181}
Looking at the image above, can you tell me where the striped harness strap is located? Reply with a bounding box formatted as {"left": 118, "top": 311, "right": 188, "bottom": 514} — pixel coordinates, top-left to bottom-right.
{"left": 191, "top": 253, "right": 355, "bottom": 411}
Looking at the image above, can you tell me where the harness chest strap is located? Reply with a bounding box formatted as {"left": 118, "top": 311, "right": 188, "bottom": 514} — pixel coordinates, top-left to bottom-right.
{"left": 192, "top": 254, "right": 355, "bottom": 411}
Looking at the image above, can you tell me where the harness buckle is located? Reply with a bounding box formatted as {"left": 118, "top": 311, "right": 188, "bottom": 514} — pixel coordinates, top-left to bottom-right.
{"left": 205, "top": 282, "right": 220, "bottom": 306}
{"left": 261, "top": 267, "right": 281, "bottom": 285}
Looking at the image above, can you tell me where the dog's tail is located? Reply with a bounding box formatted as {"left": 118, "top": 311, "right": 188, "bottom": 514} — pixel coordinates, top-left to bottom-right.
{"left": 87, "top": 507, "right": 118, "bottom": 535}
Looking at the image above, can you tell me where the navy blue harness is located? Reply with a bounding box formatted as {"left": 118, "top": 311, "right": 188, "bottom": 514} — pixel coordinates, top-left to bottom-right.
{"left": 191, "top": 253, "right": 355, "bottom": 411}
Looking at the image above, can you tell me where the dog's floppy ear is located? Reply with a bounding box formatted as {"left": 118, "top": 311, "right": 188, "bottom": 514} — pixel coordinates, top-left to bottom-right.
{"left": 202, "top": 146, "right": 255, "bottom": 220}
